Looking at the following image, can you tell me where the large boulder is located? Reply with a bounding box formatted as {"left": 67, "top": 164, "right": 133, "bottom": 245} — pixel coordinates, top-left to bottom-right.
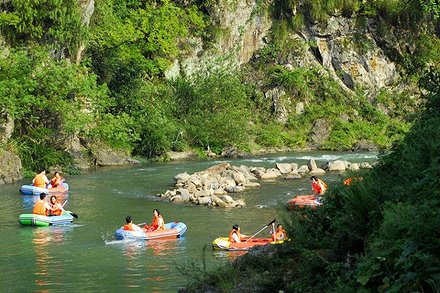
{"left": 0, "top": 149, "right": 22, "bottom": 185}
{"left": 250, "top": 167, "right": 267, "bottom": 179}
{"left": 297, "top": 165, "right": 310, "bottom": 174}
{"left": 220, "top": 194, "right": 235, "bottom": 204}
{"left": 259, "top": 169, "right": 281, "bottom": 180}
{"left": 276, "top": 163, "right": 292, "bottom": 174}
{"left": 309, "top": 118, "right": 331, "bottom": 148}
{"left": 225, "top": 185, "right": 246, "bottom": 193}
{"left": 205, "top": 163, "right": 231, "bottom": 175}
{"left": 309, "top": 168, "right": 326, "bottom": 176}
{"left": 348, "top": 163, "right": 360, "bottom": 171}
{"left": 221, "top": 146, "right": 250, "bottom": 158}
{"left": 197, "top": 196, "right": 212, "bottom": 205}
{"left": 188, "top": 175, "right": 203, "bottom": 188}
{"left": 328, "top": 160, "right": 346, "bottom": 171}
{"left": 174, "top": 172, "right": 190, "bottom": 184}
{"left": 290, "top": 163, "right": 299, "bottom": 171}
{"left": 90, "top": 143, "right": 131, "bottom": 166}
{"left": 307, "top": 159, "right": 318, "bottom": 171}
{"left": 176, "top": 188, "right": 192, "bottom": 202}
{"left": 231, "top": 171, "right": 247, "bottom": 185}
{"left": 234, "top": 165, "right": 257, "bottom": 181}
{"left": 360, "top": 162, "right": 373, "bottom": 169}
{"left": 220, "top": 177, "right": 236, "bottom": 190}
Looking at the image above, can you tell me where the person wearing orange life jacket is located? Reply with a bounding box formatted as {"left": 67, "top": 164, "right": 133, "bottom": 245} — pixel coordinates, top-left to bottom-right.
{"left": 311, "top": 176, "right": 327, "bottom": 196}
{"left": 271, "top": 224, "right": 288, "bottom": 241}
{"left": 144, "top": 209, "right": 165, "bottom": 232}
{"left": 49, "top": 171, "right": 64, "bottom": 188}
{"left": 32, "top": 169, "right": 49, "bottom": 188}
{"left": 32, "top": 193, "right": 52, "bottom": 216}
{"left": 123, "top": 216, "right": 143, "bottom": 232}
{"left": 48, "top": 195, "right": 64, "bottom": 216}
{"left": 228, "top": 224, "right": 249, "bottom": 243}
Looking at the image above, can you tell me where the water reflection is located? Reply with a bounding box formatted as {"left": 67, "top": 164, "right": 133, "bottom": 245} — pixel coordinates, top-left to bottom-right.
{"left": 116, "top": 238, "right": 186, "bottom": 290}
{"left": 31, "top": 226, "right": 73, "bottom": 291}
{"left": 213, "top": 249, "right": 247, "bottom": 260}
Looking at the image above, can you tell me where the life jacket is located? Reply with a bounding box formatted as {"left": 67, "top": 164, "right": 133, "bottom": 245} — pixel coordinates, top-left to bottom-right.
{"left": 272, "top": 228, "right": 287, "bottom": 241}
{"left": 154, "top": 215, "right": 165, "bottom": 230}
{"left": 146, "top": 215, "right": 165, "bottom": 231}
{"left": 34, "top": 174, "right": 47, "bottom": 188}
{"left": 343, "top": 177, "right": 363, "bottom": 186}
{"left": 33, "top": 200, "right": 47, "bottom": 216}
{"left": 123, "top": 223, "right": 136, "bottom": 231}
{"left": 50, "top": 176, "right": 63, "bottom": 188}
{"left": 228, "top": 229, "right": 242, "bottom": 243}
{"left": 312, "top": 179, "right": 327, "bottom": 195}
{"left": 50, "top": 202, "right": 63, "bottom": 216}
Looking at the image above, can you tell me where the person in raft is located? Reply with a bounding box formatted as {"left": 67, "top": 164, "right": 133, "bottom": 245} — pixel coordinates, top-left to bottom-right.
{"left": 123, "top": 216, "right": 144, "bottom": 232}
{"left": 144, "top": 209, "right": 165, "bottom": 231}
{"left": 48, "top": 195, "right": 64, "bottom": 216}
{"left": 32, "top": 169, "right": 49, "bottom": 188}
{"left": 311, "top": 176, "right": 327, "bottom": 199}
{"left": 271, "top": 223, "right": 287, "bottom": 241}
{"left": 49, "top": 171, "right": 64, "bottom": 188}
{"left": 32, "top": 193, "right": 52, "bottom": 216}
{"left": 228, "top": 224, "right": 249, "bottom": 243}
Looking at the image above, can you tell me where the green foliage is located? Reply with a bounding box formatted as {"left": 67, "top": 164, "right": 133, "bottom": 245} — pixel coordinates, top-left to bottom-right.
{"left": 89, "top": 113, "right": 139, "bottom": 151}
{"left": 173, "top": 69, "right": 252, "bottom": 153}
{"left": 271, "top": 0, "right": 437, "bottom": 31}
{"left": 420, "top": 0, "right": 440, "bottom": 19}
{"left": 255, "top": 121, "right": 285, "bottom": 147}
{"left": 0, "top": 47, "right": 107, "bottom": 171}
{"left": 90, "top": 0, "right": 206, "bottom": 81}
{"left": 0, "top": 0, "right": 87, "bottom": 60}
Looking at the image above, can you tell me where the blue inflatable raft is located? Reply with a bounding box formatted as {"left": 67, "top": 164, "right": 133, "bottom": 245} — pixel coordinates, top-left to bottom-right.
{"left": 115, "top": 222, "right": 187, "bottom": 241}
{"left": 20, "top": 183, "right": 69, "bottom": 196}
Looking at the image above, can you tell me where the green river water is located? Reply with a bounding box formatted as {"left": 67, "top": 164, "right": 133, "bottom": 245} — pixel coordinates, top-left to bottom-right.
{"left": 0, "top": 151, "right": 377, "bottom": 292}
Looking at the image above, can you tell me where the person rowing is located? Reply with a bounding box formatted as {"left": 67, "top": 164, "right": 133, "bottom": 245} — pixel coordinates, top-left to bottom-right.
{"left": 48, "top": 195, "right": 64, "bottom": 216}
{"left": 32, "top": 169, "right": 49, "bottom": 188}
{"left": 228, "top": 224, "right": 249, "bottom": 243}
{"left": 271, "top": 223, "right": 287, "bottom": 241}
{"left": 123, "top": 216, "right": 144, "bottom": 232}
{"left": 144, "top": 209, "right": 165, "bottom": 232}
{"left": 32, "top": 193, "right": 52, "bottom": 216}
{"left": 49, "top": 171, "right": 64, "bottom": 188}
{"left": 311, "top": 176, "right": 327, "bottom": 202}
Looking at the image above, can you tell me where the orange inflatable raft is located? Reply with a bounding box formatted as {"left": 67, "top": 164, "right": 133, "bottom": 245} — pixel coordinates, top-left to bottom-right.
{"left": 287, "top": 195, "right": 322, "bottom": 209}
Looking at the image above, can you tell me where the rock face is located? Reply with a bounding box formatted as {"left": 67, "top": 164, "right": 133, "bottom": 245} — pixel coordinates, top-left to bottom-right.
{"left": 0, "top": 149, "right": 22, "bottom": 185}
{"left": 0, "top": 113, "right": 14, "bottom": 144}
{"left": 89, "top": 142, "right": 140, "bottom": 167}
{"left": 166, "top": 0, "right": 272, "bottom": 77}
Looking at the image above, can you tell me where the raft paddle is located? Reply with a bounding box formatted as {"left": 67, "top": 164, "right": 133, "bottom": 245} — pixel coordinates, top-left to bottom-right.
{"left": 60, "top": 200, "right": 78, "bottom": 218}
{"left": 244, "top": 218, "right": 276, "bottom": 243}
{"left": 61, "top": 200, "right": 68, "bottom": 208}
{"left": 67, "top": 211, "right": 78, "bottom": 219}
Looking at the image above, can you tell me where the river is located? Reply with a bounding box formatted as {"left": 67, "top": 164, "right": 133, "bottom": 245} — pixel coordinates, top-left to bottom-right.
{"left": 0, "top": 151, "right": 376, "bottom": 292}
